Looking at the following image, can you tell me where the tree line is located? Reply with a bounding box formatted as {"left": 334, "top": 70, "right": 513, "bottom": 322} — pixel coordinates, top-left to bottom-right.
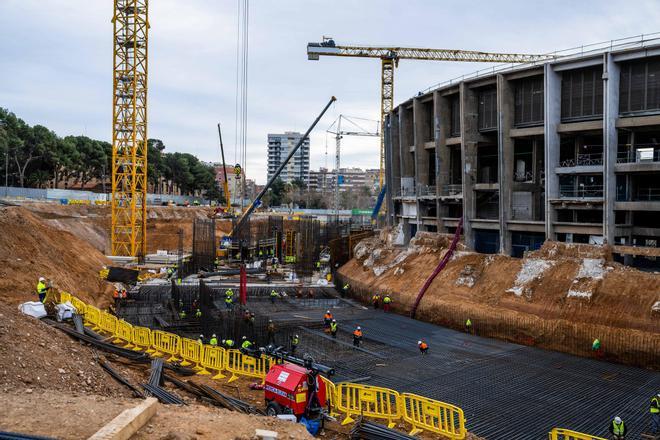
{"left": 0, "top": 108, "right": 221, "bottom": 198}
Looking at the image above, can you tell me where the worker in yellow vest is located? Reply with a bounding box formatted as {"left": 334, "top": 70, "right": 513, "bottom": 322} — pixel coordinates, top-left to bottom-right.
{"left": 608, "top": 416, "right": 626, "bottom": 439}
{"left": 465, "top": 318, "right": 472, "bottom": 334}
{"left": 36, "top": 277, "right": 48, "bottom": 303}
{"left": 650, "top": 392, "right": 660, "bottom": 434}
{"left": 209, "top": 334, "right": 218, "bottom": 346}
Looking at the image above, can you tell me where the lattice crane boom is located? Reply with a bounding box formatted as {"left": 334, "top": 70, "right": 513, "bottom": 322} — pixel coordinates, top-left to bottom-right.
{"left": 307, "top": 38, "right": 552, "bottom": 188}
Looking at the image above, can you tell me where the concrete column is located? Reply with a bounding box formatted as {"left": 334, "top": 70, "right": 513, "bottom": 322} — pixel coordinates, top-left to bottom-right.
{"left": 497, "top": 74, "right": 514, "bottom": 255}
{"left": 435, "top": 90, "right": 451, "bottom": 231}
{"left": 533, "top": 137, "right": 545, "bottom": 220}
{"left": 544, "top": 64, "right": 561, "bottom": 241}
{"left": 460, "top": 82, "right": 479, "bottom": 249}
{"left": 384, "top": 114, "right": 394, "bottom": 226}
{"left": 604, "top": 53, "right": 620, "bottom": 245}
{"left": 413, "top": 98, "right": 424, "bottom": 228}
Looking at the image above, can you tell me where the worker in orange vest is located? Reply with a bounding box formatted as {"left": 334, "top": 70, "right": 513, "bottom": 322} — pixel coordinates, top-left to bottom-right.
{"left": 418, "top": 340, "right": 429, "bottom": 354}
{"left": 353, "top": 326, "right": 363, "bottom": 347}
{"left": 323, "top": 310, "right": 333, "bottom": 329}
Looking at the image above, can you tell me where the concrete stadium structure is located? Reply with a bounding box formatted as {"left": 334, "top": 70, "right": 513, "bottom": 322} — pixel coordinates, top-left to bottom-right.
{"left": 384, "top": 36, "right": 660, "bottom": 268}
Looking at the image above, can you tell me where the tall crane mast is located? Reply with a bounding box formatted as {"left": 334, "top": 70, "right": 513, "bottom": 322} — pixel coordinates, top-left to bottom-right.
{"left": 111, "top": 0, "right": 149, "bottom": 257}
{"left": 326, "top": 115, "right": 379, "bottom": 217}
{"left": 307, "top": 38, "right": 552, "bottom": 189}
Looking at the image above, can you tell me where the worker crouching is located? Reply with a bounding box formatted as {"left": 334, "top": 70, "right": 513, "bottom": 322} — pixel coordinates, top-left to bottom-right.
{"left": 609, "top": 416, "right": 626, "bottom": 439}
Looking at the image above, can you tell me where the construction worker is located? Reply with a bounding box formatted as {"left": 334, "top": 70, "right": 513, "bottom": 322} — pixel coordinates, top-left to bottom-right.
{"left": 243, "top": 309, "right": 251, "bottom": 322}
{"left": 270, "top": 289, "right": 278, "bottom": 304}
{"left": 323, "top": 310, "right": 333, "bottom": 329}
{"left": 178, "top": 299, "right": 184, "bottom": 310}
{"left": 650, "top": 392, "right": 660, "bottom": 434}
{"left": 592, "top": 338, "right": 601, "bottom": 351}
{"left": 225, "top": 290, "right": 233, "bottom": 309}
{"left": 166, "top": 267, "right": 173, "bottom": 279}
{"left": 418, "top": 340, "right": 429, "bottom": 354}
{"left": 353, "top": 326, "right": 363, "bottom": 347}
{"left": 372, "top": 293, "right": 381, "bottom": 309}
{"left": 36, "top": 277, "right": 48, "bottom": 303}
{"left": 179, "top": 309, "right": 187, "bottom": 319}
{"left": 112, "top": 288, "right": 120, "bottom": 308}
{"left": 176, "top": 277, "right": 182, "bottom": 286}
{"left": 290, "top": 334, "right": 299, "bottom": 354}
{"left": 249, "top": 312, "right": 256, "bottom": 326}
{"left": 197, "top": 334, "right": 204, "bottom": 344}
{"left": 267, "top": 319, "right": 276, "bottom": 344}
{"left": 382, "top": 294, "right": 392, "bottom": 312}
{"left": 222, "top": 339, "right": 235, "bottom": 349}
{"left": 209, "top": 334, "right": 218, "bottom": 346}
{"left": 240, "top": 336, "right": 253, "bottom": 351}
{"left": 341, "top": 282, "right": 350, "bottom": 298}
{"left": 195, "top": 308, "right": 202, "bottom": 318}
{"left": 315, "top": 261, "right": 321, "bottom": 269}
{"left": 465, "top": 318, "right": 472, "bottom": 334}
{"left": 609, "top": 416, "right": 626, "bottom": 439}
{"left": 330, "top": 319, "right": 338, "bottom": 339}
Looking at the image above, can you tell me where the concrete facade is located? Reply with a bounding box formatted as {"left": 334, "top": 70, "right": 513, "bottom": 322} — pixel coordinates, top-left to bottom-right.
{"left": 267, "top": 132, "right": 310, "bottom": 185}
{"left": 385, "top": 42, "right": 660, "bottom": 266}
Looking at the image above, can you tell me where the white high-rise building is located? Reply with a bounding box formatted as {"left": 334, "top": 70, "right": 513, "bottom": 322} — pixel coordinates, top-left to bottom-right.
{"left": 267, "top": 132, "right": 310, "bottom": 185}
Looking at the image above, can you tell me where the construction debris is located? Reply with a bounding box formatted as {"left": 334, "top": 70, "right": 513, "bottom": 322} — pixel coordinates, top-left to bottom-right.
{"left": 349, "top": 418, "right": 416, "bottom": 440}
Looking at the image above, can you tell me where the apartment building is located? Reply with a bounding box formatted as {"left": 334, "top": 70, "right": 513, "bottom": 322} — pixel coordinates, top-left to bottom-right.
{"left": 309, "top": 167, "right": 380, "bottom": 193}
{"left": 267, "top": 132, "right": 310, "bottom": 185}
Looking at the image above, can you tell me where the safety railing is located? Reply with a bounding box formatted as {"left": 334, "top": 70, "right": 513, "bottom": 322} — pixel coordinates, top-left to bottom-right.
{"left": 114, "top": 319, "right": 134, "bottom": 347}
{"left": 442, "top": 184, "right": 463, "bottom": 196}
{"left": 225, "top": 349, "right": 272, "bottom": 383}
{"left": 336, "top": 383, "right": 401, "bottom": 428}
{"left": 401, "top": 393, "right": 466, "bottom": 439}
{"left": 180, "top": 337, "right": 203, "bottom": 369}
{"left": 57, "top": 295, "right": 468, "bottom": 437}
{"left": 84, "top": 305, "right": 101, "bottom": 330}
{"left": 151, "top": 330, "right": 181, "bottom": 362}
{"left": 617, "top": 147, "right": 660, "bottom": 163}
{"left": 559, "top": 151, "right": 604, "bottom": 167}
{"left": 559, "top": 184, "right": 604, "bottom": 198}
{"left": 548, "top": 427, "right": 607, "bottom": 440}
{"left": 199, "top": 345, "right": 226, "bottom": 379}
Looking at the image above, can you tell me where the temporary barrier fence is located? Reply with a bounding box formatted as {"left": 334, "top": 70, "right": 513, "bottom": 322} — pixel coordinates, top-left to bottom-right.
{"left": 114, "top": 319, "right": 134, "bottom": 348}
{"left": 131, "top": 326, "right": 153, "bottom": 352}
{"left": 336, "top": 383, "right": 401, "bottom": 428}
{"left": 548, "top": 428, "right": 607, "bottom": 440}
{"left": 320, "top": 376, "right": 340, "bottom": 417}
{"left": 84, "top": 305, "right": 102, "bottom": 330}
{"left": 59, "top": 291, "right": 72, "bottom": 305}
{"left": 180, "top": 337, "right": 203, "bottom": 369}
{"left": 151, "top": 330, "right": 181, "bottom": 362}
{"left": 225, "top": 349, "right": 272, "bottom": 383}
{"left": 70, "top": 296, "right": 87, "bottom": 316}
{"left": 198, "top": 345, "right": 226, "bottom": 378}
{"left": 99, "top": 311, "right": 118, "bottom": 336}
{"left": 401, "top": 393, "right": 466, "bottom": 439}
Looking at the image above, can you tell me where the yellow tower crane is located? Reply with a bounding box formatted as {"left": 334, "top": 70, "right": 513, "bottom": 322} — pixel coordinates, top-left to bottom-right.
{"left": 307, "top": 37, "right": 552, "bottom": 188}
{"left": 111, "top": 0, "right": 150, "bottom": 257}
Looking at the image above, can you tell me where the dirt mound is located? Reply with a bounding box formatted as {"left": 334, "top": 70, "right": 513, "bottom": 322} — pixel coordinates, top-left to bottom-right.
{"left": 0, "top": 206, "right": 112, "bottom": 306}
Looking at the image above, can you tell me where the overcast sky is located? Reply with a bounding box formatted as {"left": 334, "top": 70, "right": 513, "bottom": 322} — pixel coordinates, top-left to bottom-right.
{"left": 2, "top": 0, "right": 659, "bottom": 184}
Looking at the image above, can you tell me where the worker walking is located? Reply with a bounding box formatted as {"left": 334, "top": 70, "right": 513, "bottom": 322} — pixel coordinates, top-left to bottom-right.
{"left": 353, "top": 326, "right": 363, "bottom": 347}
{"left": 418, "top": 340, "right": 429, "bottom": 354}
{"left": 330, "top": 319, "right": 338, "bottom": 339}
{"left": 270, "top": 289, "right": 278, "bottom": 304}
{"left": 209, "top": 334, "right": 218, "bottom": 346}
{"left": 290, "top": 334, "right": 299, "bottom": 354}
{"left": 36, "top": 277, "right": 48, "bottom": 303}
{"left": 195, "top": 308, "right": 202, "bottom": 318}
{"left": 592, "top": 338, "right": 601, "bottom": 352}
{"left": 267, "top": 319, "right": 276, "bottom": 344}
{"left": 225, "top": 289, "right": 234, "bottom": 309}
{"left": 341, "top": 282, "right": 350, "bottom": 298}
{"left": 382, "top": 294, "right": 392, "bottom": 312}
{"left": 372, "top": 293, "right": 381, "bottom": 309}
{"left": 609, "top": 416, "right": 626, "bottom": 439}
{"left": 650, "top": 392, "right": 660, "bottom": 435}
{"left": 465, "top": 318, "right": 472, "bottom": 334}
{"left": 323, "top": 310, "right": 333, "bottom": 329}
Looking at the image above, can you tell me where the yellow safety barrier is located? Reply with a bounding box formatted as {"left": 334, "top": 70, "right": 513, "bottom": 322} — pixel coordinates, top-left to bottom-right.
{"left": 70, "top": 296, "right": 87, "bottom": 315}
{"left": 84, "top": 305, "right": 102, "bottom": 330}
{"left": 180, "top": 338, "right": 203, "bottom": 368}
{"left": 151, "top": 330, "right": 181, "bottom": 362}
{"left": 401, "top": 393, "right": 466, "bottom": 439}
{"left": 114, "top": 319, "right": 134, "bottom": 348}
{"left": 336, "top": 383, "right": 401, "bottom": 428}
{"left": 59, "top": 291, "right": 72, "bottom": 304}
{"left": 225, "top": 349, "right": 272, "bottom": 383}
{"left": 99, "top": 311, "right": 118, "bottom": 336}
{"left": 199, "top": 345, "right": 226, "bottom": 379}
{"left": 131, "top": 326, "right": 153, "bottom": 352}
{"left": 548, "top": 428, "right": 607, "bottom": 440}
{"left": 320, "top": 376, "right": 340, "bottom": 417}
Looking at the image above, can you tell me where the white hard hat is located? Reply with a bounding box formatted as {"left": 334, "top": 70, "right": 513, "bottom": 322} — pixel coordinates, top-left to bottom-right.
{"left": 222, "top": 339, "right": 226, "bottom": 344}
{"left": 614, "top": 416, "right": 622, "bottom": 424}
{"left": 39, "top": 277, "right": 45, "bottom": 281}
{"left": 357, "top": 326, "right": 361, "bottom": 330}
{"left": 212, "top": 334, "right": 216, "bottom": 337}
{"left": 418, "top": 340, "right": 422, "bottom": 345}
{"left": 242, "top": 336, "right": 246, "bottom": 340}
{"left": 200, "top": 334, "right": 203, "bottom": 338}
{"left": 332, "top": 319, "right": 336, "bottom": 322}
{"left": 326, "top": 310, "right": 330, "bottom": 313}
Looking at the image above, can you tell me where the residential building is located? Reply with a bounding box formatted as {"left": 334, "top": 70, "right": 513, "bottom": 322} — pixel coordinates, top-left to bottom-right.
{"left": 267, "top": 132, "right": 310, "bottom": 185}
